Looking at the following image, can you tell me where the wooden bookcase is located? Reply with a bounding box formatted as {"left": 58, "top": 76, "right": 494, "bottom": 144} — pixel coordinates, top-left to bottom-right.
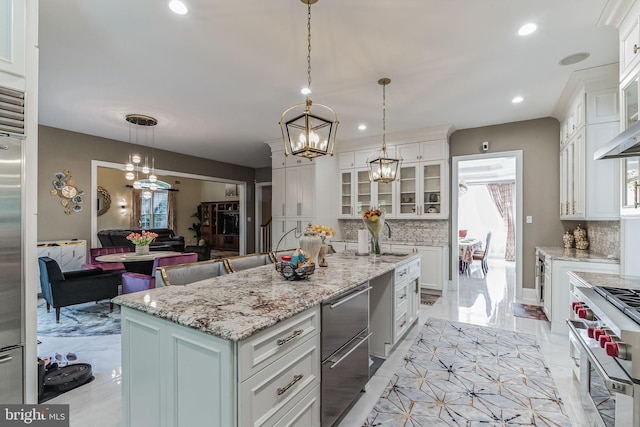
{"left": 200, "top": 201, "right": 240, "bottom": 250}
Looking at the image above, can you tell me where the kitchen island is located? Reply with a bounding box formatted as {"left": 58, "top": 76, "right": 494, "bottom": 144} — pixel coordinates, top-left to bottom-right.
{"left": 112, "top": 250, "right": 420, "bottom": 427}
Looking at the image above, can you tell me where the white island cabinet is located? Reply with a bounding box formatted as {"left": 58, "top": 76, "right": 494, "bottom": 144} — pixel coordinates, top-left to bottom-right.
{"left": 115, "top": 251, "right": 420, "bottom": 427}
{"left": 121, "top": 306, "right": 320, "bottom": 427}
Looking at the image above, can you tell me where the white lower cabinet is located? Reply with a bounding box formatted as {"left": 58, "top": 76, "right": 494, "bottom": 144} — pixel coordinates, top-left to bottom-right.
{"left": 546, "top": 260, "right": 619, "bottom": 334}
{"left": 121, "top": 306, "right": 320, "bottom": 427}
{"left": 370, "top": 257, "right": 421, "bottom": 358}
{"left": 391, "top": 244, "right": 448, "bottom": 291}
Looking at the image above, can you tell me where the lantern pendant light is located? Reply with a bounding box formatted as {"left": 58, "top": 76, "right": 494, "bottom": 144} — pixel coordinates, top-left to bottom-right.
{"left": 367, "top": 78, "right": 402, "bottom": 183}
{"left": 279, "top": 0, "right": 338, "bottom": 160}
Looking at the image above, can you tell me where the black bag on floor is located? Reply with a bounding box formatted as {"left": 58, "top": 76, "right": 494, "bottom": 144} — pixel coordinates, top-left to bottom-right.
{"left": 43, "top": 363, "right": 93, "bottom": 393}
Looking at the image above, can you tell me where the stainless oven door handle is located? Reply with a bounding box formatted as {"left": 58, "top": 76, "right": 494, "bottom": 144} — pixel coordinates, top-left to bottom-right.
{"left": 329, "top": 286, "right": 372, "bottom": 309}
{"left": 567, "top": 320, "right": 635, "bottom": 397}
{"left": 328, "top": 332, "right": 372, "bottom": 369}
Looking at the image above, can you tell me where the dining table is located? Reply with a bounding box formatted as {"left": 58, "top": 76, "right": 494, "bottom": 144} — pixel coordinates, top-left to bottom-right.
{"left": 96, "top": 251, "right": 182, "bottom": 275}
{"left": 459, "top": 238, "right": 482, "bottom": 273}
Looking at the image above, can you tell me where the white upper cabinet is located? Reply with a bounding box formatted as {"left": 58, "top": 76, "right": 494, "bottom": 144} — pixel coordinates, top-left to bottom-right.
{"left": 0, "top": 0, "right": 26, "bottom": 81}
{"left": 620, "top": 2, "right": 640, "bottom": 82}
{"left": 557, "top": 64, "right": 620, "bottom": 220}
{"left": 398, "top": 140, "right": 448, "bottom": 163}
{"left": 335, "top": 135, "right": 450, "bottom": 220}
{"left": 397, "top": 160, "right": 448, "bottom": 219}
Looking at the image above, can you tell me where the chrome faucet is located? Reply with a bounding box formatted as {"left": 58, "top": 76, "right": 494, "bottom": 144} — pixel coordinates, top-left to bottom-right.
{"left": 384, "top": 221, "right": 392, "bottom": 239}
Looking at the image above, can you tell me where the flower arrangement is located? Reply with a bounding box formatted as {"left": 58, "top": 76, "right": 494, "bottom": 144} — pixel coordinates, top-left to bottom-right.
{"left": 126, "top": 230, "right": 159, "bottom": 246}
{"left": 362, "top": 208, "right": 385, "bottom": 254}
{"left": 313, "top": 225, "right": 336, "bottom": 240}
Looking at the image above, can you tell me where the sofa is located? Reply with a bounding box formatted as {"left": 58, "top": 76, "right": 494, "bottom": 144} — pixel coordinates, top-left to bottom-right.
{"left": 97, "top": 229, "right": 185, "bottom": 252}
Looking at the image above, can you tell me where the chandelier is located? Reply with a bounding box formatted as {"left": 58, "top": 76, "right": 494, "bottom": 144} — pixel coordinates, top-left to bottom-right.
{"left": 279, "top": 0, "right": 338, "bottom": 160}
{"left": 124, "top": 114, "right": 158, "bottom": 199}
{"left": 367, "top": 78, "right": 402, "bottom": 183}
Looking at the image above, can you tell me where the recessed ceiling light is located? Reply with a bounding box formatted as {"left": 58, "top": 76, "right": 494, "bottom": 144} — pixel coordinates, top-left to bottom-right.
{"left": 512, "top": 96, "right": 524, "bottom": 104}
{"left": 301, "top": 87, "right": 311, "bottom": 95}
{"left": 518, "top": 23, "right": 537, "bottom": 36}
{"left": 559, "top": 52, "right": 590, "bottom": 66}
{"left": 169, "top": 0, "right": 188, "bottom": 15}
{"left": 358, "top": 124, "right": 367, "bottom": 130}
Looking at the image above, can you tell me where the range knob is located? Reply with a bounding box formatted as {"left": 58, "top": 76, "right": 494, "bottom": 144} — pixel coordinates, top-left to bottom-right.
{"left": 573, "top": 303, "right": 583, "bottom": 314}
{"left": 577, "top": 308, "right": 594, "bottom": 320}
{"left": 587, "top": 327, "right": 595, "bottom": 338}
{"left": 605, "top": 342, "right": 619, "bottom": 357}
{"left": 605, "top": 342, "right": 632, "bottom": 360}
{"left": 593, "top": 329, "right": 606, "bottom": 340}
{"left": 599, "top": 335, "right": 612, "bottom": 348}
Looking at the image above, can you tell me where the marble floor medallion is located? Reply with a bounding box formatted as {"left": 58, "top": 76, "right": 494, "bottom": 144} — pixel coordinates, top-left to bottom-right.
{"left": 364, "top": 318, "right": 570, "bottom": 426}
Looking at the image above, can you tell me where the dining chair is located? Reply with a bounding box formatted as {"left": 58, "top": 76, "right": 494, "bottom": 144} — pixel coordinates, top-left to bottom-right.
{"left": 472, "top": 232, "right": 492, "bottom": 275}
{"left": 121, "top": 252, "right": 198, "bottom": 294}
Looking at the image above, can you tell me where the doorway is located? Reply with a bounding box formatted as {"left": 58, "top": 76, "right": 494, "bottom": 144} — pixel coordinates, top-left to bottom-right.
{"left": 451, "top": 151, "right": 523, "bottom": 300}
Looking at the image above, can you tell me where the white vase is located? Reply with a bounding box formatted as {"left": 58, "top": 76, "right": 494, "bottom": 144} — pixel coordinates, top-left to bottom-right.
{"left": 299, "top": 224, "right": 322, "bottom": 266}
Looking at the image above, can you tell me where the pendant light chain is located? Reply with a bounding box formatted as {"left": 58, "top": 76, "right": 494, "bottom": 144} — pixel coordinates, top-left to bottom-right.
{"left": 306, "top": 1, "right": 312, "bottom": 94}
{"left": 382, "top": 81, "right": 386, "bottom": 153}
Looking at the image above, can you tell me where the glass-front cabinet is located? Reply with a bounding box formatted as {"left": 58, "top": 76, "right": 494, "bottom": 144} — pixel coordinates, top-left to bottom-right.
{"left": 338, "top": 170, "right": 354, "bottom": 218}
{"left": 621, "top": 73, "right": 640, "bottom": 215}
{"left": 623, "top": 157, "right": 640, "bottom": 211}
{"left": 356, "top": 169, "right": 372, "bottom": 215}
{"left": 397, "top": 160, "right": 448, "bottom": 219}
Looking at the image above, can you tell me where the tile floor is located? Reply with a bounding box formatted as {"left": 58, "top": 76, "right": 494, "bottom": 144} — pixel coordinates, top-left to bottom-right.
{"left": 37, "top": 258, "right": 589, "bottom": 427}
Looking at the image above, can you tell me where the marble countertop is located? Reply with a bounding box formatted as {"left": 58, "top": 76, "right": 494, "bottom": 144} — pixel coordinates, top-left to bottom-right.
{"left": 332, "top": 239, "right": 448, "bottom": 247}
{"left": 112, "top": 250, "right": 419, "bottom": 342}
{"left": 536, "top": 247, "right": 619, "bottom": 264}
{"left": 568, "top": 271, "right": 640, "bottom": 290}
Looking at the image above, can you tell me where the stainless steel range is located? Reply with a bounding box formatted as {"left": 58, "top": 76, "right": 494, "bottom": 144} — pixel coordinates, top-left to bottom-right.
{"left": 569, "top": 284, "right": 640, "bottom": 427}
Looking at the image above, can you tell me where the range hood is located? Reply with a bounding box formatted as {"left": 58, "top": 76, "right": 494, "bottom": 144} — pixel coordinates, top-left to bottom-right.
{"left": 595, "top": 119, "right": 640, "bottom": 160}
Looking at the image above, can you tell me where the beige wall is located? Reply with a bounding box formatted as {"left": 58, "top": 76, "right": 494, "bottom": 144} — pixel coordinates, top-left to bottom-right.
{"left": 38, "top": 125, "right": 258, "bottom": 250}
{"left": 450, "top": 117, "right": 564, "bottom": 289}
{"left": 96, "top": 167, "right": 131, "bottom": 230}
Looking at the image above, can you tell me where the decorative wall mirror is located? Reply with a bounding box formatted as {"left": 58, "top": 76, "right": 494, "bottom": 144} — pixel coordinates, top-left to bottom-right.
{"left": 97, "top": 185, "right": 111, "bottom": 216}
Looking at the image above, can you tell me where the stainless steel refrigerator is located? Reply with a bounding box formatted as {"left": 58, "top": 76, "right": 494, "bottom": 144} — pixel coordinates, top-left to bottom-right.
{"left": 0, "top": 135, "right": 24, "bottom": 403}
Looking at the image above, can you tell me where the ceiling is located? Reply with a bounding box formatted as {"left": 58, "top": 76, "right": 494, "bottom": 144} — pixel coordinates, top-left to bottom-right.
{"left": 38, "top": 0, "right": 619, "bottom": 169}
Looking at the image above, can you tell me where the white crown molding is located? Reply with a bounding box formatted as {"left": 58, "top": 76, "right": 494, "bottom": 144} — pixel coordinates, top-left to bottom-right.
{"left": 597, "top": 0, "right": 636, "bottom": 28}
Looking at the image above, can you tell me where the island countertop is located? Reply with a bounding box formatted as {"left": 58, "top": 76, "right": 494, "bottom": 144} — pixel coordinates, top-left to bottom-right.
{"left": 112, "top": 250, "right": 418, "bottom": 341}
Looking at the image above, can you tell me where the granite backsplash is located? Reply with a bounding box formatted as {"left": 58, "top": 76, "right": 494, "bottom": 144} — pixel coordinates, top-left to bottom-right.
{"left": 561, "top": 220, "right": 620, "bottom": 259}
{"left": 338, "top": 219, "right": 449, "bottom": 246}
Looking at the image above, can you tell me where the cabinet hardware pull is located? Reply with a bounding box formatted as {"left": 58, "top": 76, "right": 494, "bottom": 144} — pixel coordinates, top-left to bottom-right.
{"left": 400, "top": 321, "right": 407, "bottom": 328}
{"left": 635, "top": 44, "right": 639, "bottom": 55}
{"left": 0, "top": 355, "right": 13, "bottom": 364}
{"left": 277, "top": 374, "right": 304, "bottom": 395}
{"left": 330, "top": 286, "right": 371, "bottom": 309}
{"left": 399, "top": 294, "right": 406, "bottom": 300}
{"left": 572, "top": 200, "right": 575, "bottom": 214}
{"left": 635, "top": 181, "right": 639, "bottom": 209}
{"left": 560, "top": 202, "right": 563, "bottom": 215}
{"left": 329, "top": 332, "right": 372, "bottom": 369}
{"left": 277, "top": 329, "right": 303, "bottom": 346}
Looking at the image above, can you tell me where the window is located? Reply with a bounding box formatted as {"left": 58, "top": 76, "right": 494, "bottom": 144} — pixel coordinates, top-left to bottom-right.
{"left": 139, "top": 180, "right": 170, "bottom": 229}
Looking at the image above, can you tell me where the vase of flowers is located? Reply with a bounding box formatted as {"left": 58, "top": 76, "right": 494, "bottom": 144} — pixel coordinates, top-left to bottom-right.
{"left": 362, "top": 207, "right": 385, "bottom": 255}
{"left": 313, "top": 224, "right": 336, "bottom": 267}
{"left": 126, "top": 230, "right": 159, "bottom": 255}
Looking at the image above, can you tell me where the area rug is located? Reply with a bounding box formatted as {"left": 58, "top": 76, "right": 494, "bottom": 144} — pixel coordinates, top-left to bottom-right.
{"left": 513, "top": 303, "right": 549, "bottom": 321}
{"left": 364, "top": 318, "right": 570, "bottom": 426}
{"left": 37, "top": 299, "right": 120, "bottom": 337}
{"left": 420, "top": 292, "right": 440, "bottom": 306}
